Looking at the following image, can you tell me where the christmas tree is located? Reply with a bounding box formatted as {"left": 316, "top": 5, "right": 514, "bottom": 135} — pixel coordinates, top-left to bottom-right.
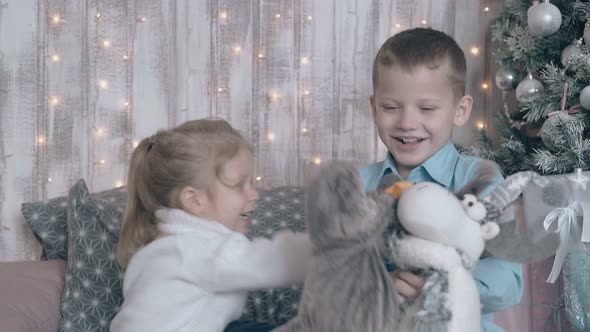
{"left": 472, "top": 0, "right": 590, "bottom": 176}
{"left": 472, "top": 1, "right": 590, "bottom": 331}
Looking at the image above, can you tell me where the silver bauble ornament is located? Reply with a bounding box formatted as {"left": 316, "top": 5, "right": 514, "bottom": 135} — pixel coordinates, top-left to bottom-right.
{"left": 527, "top": 1, "right": 562, "bottom": 37}
{"left": 540, "top": 112, "right": 572, "bottom": 152}
{"left": 561, "top": 39, "right": 583, "bottom": 69}
{"left": 584, "top": 22, "right": 590, "bottom": 46}
{"left": 495, "top": 67, "right": 521, "bottom": 91}
{"left": 580, "top": 85, "right": 590, "bottom": 110}
{"left": 516, "top": 73, "right": 544, "bottom": 102}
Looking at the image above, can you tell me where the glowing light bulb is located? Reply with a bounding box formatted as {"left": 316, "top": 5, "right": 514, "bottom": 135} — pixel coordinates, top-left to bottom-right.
{"left": 51, "top": 54, "right": 60, "bottom": 62}
{"left": 132, "top": 140, "right": 139, "bottom": 148}
{"left": 476, "top": 121, "right": 485, "bottom": 130}
{"left": 52, "top": 15, "right": 61, "bottom": 24}
{"left": 395, "top": 23, "right": 401, "bottom": 28}
{"left": 421, "top": 19, "right": 427, "bottom": 25}
{"left": 312, "top": 157, "right": 321, "bottom": 165}
{"left": 96, "top": 128, "right": 105, "bottom": 135}
{"left": 275, "top": 13, "right": 281, "bottom": 18}
{"left": 220, "top": 11, "right": 228, "bottom": 20}
{"left": 301, "top": 57, "right": 309, "bottom": 64}
{"left": 307, "top": 15, "right": 312, "bottom": 21}
{"left": 48, "top": 177, "right": 52, "bottom": 182}
{"left": 102, "top": 40, "right": 111, "bottom": 48}
{"left": 269, "top": 92, "right": 280, "bottom": 101}
{"left": 481, "top": 82, "right": 489, "bottom": 90}
{"left": 301, "top": 127, "right": 308, "bottom": 133}
{"left": 98, "top": 80, "right": 108, "bottom": 89}
{"left": 139, "top": 17, "right": 147, "bottom": 22}
{"left": 122, "top": 54, "right": 129, "bottom": 60}
{"left": 233, "top": 45, "right": 242, "bottom": 53}
{"left": 303, "top": 90, "right": 310, "bottom": 95}
{"left": 484, "top": 7, "right": 490, "bottom": 12}
{"left": 267, "top": 132, "right": 276, "bottom": 141}
{"left": 470, "top": 47, "right": 480, "bottom": 55}
{"left": 258, "top": 53, "right": 265, "bottom": 59}
{"left": 96, "top": 13, "right": 101, "bottom": 18}
{"left": 37, "top": 136, "right": 46, "bottom": 145}
{"left": 256, "top": 176, "right": 263, "bottom": 182}
{"left": 115, "top": 180, "right": 124, "bottom": 188}
{"left": 49, "top": 96, "right": 59, "bottom": 105}
{"left": 217, "top": 87, "right": 225, "bottom": 93}
{"left": 98, "top": 159, "right": 106, "bottom": 165}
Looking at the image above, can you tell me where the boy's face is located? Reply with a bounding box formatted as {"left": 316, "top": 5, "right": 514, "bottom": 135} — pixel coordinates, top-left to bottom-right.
{"left": 370, "top": 63, "right": 472, "bottom": 178}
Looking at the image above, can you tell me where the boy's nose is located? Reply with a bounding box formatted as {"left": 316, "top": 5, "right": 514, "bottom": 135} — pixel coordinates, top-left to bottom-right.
{"left": 396, "top": 110, "right": 418, "bottom": 130}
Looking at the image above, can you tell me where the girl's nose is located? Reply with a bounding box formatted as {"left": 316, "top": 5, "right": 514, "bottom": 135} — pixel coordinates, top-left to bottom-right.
{"left": 248, "top": 187, "right": 259, "bottom": 202}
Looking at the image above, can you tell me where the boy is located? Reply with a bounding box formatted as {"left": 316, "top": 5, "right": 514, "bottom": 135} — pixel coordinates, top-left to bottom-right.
{"left": 360, "top": 28, "right": 523, "bottom": 332}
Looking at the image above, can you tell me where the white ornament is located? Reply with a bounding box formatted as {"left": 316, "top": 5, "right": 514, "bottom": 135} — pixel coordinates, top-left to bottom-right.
{"left": 527, "top": 0, "right": 562, "bottom": 37}
{"left": 561, "top": 39, "right": 583, "bottom": 69}
{"left": 516, "top": 73, "right": 544, "bottom": 102}
{"left": 495, "top": 67, "right": 521, "bottom": 91}
{"left": 580, "top": 85, "right": 590, "bottom": 110}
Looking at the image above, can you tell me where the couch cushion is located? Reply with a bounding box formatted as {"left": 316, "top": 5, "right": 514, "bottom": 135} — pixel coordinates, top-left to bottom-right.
{"left": 242, "top": 186, "right": 305, "bottom": 325}
{"left": 58, "top": 179, "right": 126, "bottom": 332}
{"left": 0, "top": 259, "right": 67, "bottom": 332}
{"left": 21, "top": 196, "right": 69, "bottom": 260}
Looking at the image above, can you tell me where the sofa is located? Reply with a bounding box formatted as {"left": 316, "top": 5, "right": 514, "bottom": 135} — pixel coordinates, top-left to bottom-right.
{"left": 2, "top": 179, "right": 306, "bottom": 332}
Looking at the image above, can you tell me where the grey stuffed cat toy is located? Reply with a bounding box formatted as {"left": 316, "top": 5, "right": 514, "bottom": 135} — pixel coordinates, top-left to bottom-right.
{"left": 272, "top": 162, "right": 401, "bottom": 332}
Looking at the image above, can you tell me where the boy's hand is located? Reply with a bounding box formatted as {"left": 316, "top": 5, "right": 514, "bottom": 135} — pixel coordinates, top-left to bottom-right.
{"left": 390, "top": 270, "right": 425, "bottom": 303}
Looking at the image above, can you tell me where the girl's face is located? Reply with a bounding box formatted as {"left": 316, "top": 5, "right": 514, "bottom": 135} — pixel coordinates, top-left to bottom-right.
{"left": 198, "top": 147, "right": 259, "bottom": 234}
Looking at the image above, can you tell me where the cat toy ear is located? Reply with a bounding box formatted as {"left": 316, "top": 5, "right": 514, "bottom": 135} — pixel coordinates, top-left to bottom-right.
{"left": 483, "top": 171, "right": 562, "bottom": 263}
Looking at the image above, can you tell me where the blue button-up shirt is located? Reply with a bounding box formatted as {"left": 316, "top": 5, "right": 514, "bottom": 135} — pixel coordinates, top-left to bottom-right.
{"left": 360, "top": 141, "right": 523, "bottom": 332}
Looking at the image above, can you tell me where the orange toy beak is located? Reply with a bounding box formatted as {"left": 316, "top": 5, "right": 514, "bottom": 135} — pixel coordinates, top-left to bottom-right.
{"left": 383, "top": 181, "right": 414, "bottom": 199}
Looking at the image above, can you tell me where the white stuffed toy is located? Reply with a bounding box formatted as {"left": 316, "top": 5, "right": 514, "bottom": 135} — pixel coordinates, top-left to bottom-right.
{"left": 382, "top": 161, "right": 563, "bottom": 332}
{"left": 388, "top": 181, "right": 499, "bottom": 332}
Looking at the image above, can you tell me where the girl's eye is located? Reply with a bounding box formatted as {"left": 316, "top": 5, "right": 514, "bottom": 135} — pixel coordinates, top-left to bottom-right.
{"left": 421, "top": 107, "right": 435, "bottom": 111}
{"left": 383, "top": 106, "right": 399, "bottom": 111}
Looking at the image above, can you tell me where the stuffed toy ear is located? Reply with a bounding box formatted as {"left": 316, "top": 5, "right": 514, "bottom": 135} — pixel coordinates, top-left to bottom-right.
{"left": 483, "top": 172, "right": 564, "bottom": 263}
{"left": 481, "top": 222, "right": 500, "bottom": 241}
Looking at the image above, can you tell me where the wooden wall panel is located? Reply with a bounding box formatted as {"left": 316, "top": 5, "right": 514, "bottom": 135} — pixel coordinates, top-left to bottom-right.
{"left": 1, "top": 0, "right": 499, "bottom": 261}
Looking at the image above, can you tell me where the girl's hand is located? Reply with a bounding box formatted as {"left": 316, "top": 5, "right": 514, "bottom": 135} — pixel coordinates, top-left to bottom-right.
{"left": 390, "top": 270, "right": 425, "bottom": 303}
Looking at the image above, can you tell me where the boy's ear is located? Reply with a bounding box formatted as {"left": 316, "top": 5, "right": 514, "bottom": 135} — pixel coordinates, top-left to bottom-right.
{"left": 370, "top": 94, "right": 377, "bottom": 119}
{"left": 179, "top": 186, "right": 208, "bottom": 215}
{"left": 453, "top": 95, "right": 473, "bottom": 127}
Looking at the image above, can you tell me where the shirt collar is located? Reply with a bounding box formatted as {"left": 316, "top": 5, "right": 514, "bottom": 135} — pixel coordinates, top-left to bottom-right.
{"left": 377, "top": 140, "right": 459, "bottom": 187}
{"left": 421, "top": 141, "right": 460, "bottom": 187}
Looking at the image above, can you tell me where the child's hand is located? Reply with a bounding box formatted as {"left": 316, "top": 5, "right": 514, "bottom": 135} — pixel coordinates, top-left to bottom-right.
{"left": 390, "top": 270, "right": 425, "bottom": 303}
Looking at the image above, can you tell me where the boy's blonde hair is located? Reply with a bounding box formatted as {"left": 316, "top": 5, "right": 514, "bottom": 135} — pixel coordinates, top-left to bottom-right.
{"left": 372, "top": 27, "right": 467, "bottom": 100}
{"left": 117, "top": 118, "right": 251, "bottom": 267}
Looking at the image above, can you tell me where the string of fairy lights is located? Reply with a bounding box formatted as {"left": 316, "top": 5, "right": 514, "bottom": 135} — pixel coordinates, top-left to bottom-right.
{"left": 37, "top": 4, "right": 492, "bottom": 188}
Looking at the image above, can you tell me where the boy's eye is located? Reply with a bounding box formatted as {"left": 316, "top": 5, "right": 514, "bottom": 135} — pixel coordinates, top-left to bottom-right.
{"left": 420, "top": 107, "right": 436, "bottom": 111}
{"left": 382, "top": 106, "right": 399, "bottom": 110}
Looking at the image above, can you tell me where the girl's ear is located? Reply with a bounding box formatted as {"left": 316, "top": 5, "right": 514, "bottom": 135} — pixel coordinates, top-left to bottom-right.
{"left": 179, "top": 186, "right": 208, "bottom": 216}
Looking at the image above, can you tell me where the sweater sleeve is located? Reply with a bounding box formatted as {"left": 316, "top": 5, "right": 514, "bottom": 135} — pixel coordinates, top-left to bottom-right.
{"left": 188, "top": 231, "right": 312, "bottom": 293}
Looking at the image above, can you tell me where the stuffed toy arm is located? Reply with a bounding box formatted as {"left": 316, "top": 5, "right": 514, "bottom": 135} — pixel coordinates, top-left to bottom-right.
{"left": 391, "top": 235, "right": 464, "bottom": 272}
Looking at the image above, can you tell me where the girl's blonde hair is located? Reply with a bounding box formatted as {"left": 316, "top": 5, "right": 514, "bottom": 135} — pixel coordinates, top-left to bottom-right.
{"left": 117, "top": 118, "right": 251, "bottom": 267}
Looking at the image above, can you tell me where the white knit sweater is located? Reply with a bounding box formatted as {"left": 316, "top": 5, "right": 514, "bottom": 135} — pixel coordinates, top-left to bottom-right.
{"left": 110, "top": 208, "right": 311, "bottom": 332}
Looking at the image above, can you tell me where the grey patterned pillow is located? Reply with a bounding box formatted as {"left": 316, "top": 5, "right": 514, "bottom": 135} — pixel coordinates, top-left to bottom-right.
{"left": 21, "top": 196, "right": 69, "bottom": 260}
{"left": 242, "top": 186, "right": 306, "bottom": 325}
{"left": 58, "top": 179, "right": 126, "bottom": 332}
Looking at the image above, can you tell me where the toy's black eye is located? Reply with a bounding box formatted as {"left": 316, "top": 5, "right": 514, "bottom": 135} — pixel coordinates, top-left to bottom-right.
{"left": 468, "top": 201, "right": 474, "bottom": 207}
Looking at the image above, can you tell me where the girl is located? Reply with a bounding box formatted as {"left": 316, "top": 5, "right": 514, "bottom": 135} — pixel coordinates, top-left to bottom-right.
{"left": 111, "top": 119, "right": 310, "bottom": 332}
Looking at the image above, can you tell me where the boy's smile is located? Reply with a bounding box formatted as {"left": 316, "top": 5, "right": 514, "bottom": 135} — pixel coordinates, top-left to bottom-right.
{"left": 370, "top": 62, "right": 472, "bottom": 179}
